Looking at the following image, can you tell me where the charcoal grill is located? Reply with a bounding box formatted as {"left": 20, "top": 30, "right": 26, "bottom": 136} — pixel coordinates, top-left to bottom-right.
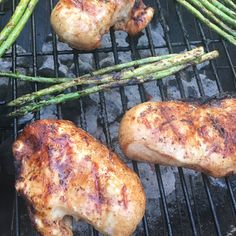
{"left": 0, "top": 0, "right": 236, "bottom": 235}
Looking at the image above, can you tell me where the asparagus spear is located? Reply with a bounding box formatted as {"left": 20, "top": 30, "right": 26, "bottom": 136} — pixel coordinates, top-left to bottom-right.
{"left": 0, "top": 0, "right": 39, "bottom": 58}
{"left": 222, "top": 0, "right": 236, "bottom": 11}
{"left": 0, "top": 54, "right": 175, "bottom": 84}
{"left": 198, "top": 0, "right": 236, "bottom": 28}
{"left": 177, "top": 0, "right": 236, "bottom": 46}
{"left": 8, "top": 50, "right": 219, "bottom": 117}
{"left": 0, "top": 71, "right": 72, "bottom": 83}
{"left": 7, "top": 65, "right": 193, "bottom": 117}
{"left": 0, "top": 0, "right": 31, "bottom": 46}
{"left": 8, "top": 47, "right": 204, "bottom": 107}
{"left": 188, "top": 0, "right": 236, "bottom": 37}
{"left": 208, "top": 0, "right": 236, "bottom": 19}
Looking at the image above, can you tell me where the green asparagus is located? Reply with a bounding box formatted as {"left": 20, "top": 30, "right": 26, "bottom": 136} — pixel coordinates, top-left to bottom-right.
{"left": 0, "top": 0, "right": 31, "bottom": 46}
{"left": 1, "top": 54, "right": 175, "bottom": 84}
{"left": 198, "top": 0, "right": 236, "bottom": 28}
{"left": 0, "top": 0, "right": 38, "bottom": 57}
{"left": 8, "top": 49, "right": 219, "bottom": 117}
{"left": 208, "top": 0, "right": 236, "bottom": 19}
{"left": 188, "top": 0, "right": 236, "bottom": 37}
{"left": 222, "top": 0, "right": 236, "bottom": 11}
{"left": 8, "top": 47, "right": 204, "bottom": 107}
{"left": 0, "top": 71, "right": 72, "bottom": 83}
{"left": 7, "top": 65, "right": 196, "bottom": 117}
{"left": 177, "top": 0, "right": 236, "bottom": 46}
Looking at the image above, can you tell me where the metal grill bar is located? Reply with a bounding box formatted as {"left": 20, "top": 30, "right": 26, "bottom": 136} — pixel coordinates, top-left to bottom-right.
{"left": 49, "top": 0, "right": 63, "bottom": 119}
{"left": 128, "top": 34, "right": 172, "bottom": 235}
{"left": 194, "top": 15, "right": 235, "bottom": 236}
{"left": 226, "top": 178, "right": 236, "bottom": 215}
{"left": 173, "top": 3, "right": 223, "bottom": 235}
{"left": 93, "top": 51, "right": 113, "bottom": 147}
{"left": 152, "top": 1, "right": 202, "bottom": 235}
{"left": 0, "top": 25, "right": 6, "bottom": 108}
{"left": 178, "top": 0, "right": 236, "bottom": 232}
{"left": 110, "top": 28, "right": 150, "bottom": 236}
{"left": 145, "top": 25, "right": 175, "bottom": 235}
{"left": 221, "top": 40, "right": 236, "bottom": 86}
{"left": 11, "top": 0, "right": 20, "bottom": 235}
{"left": 92, "top": 51, "right": 112, "bottom": 236}
{"left": 2, "top": 39, "right": 224, "bottom": 59}
{"left": 175, "top": 4, "right": 205, "bottom": 96}
{"left": 176, "top": 3, "right": 226, "bottom": 235}
{"left": 70, "top": 39, "right": 97, "bottom": 235}
{"left": 191, "top": 8, "right": 235, "bottom": 235}
{"left": 189, "top": 177, "right": 203, "bottom": 235}
{"left": 155, "top": 165, "right": 173, "bottom": 235}
{"left": 30, "top": 0, "right": 40, "bottom": 121}
{"left": 0, "top": 0, "right": 234, "bottom": 235}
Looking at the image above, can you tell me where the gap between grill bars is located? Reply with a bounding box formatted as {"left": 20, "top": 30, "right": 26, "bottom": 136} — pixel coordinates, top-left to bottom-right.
{"left": 0, "top": 0, "right": 235, "bottom": 235}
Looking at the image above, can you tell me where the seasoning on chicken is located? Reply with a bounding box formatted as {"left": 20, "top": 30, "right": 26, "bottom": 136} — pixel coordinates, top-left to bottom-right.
{"left": 50, "top": 0, "right": 154, "bottom": 50}
{"left": 119, "top": 97, "right": 236, "bottom": 177}
{"left": 14, "top": 120, "right": 146, "bottom": 236}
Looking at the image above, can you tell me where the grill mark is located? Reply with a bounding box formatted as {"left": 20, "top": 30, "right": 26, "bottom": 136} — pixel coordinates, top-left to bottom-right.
{"left": 71, "top": 0, "right": 83, "bottom": 9}
{"left": 121, "top": 185, "right": 128, "bottom": 209}
{"left": 207, "top": 143, "right": 221, "bottom": 156}
{"left": 209, "top": 115, "right": 226, "bottom": 139}
{"left": 141, "top": 117, "right": 151, "bottom": 129}
{"left": 82, "top": 136, "right": 90, "bottom": 147}
{"left": 206, "top": 113, "right": 236, "bottom": 157}
{"left": 64, "top": 0, "right": 101, "bottom": 14}
{"left": 198, "top": 114, "right": 223, "bottom": 156}
{"left": 91, "top": 162, "right": 104, "bottom": 214}
{"left": 181, "top": 109, "right": 198, "bottom": 138}
{"left": 139, "top": 105, "right": 153, "bottom": 128}
{"left": 222, "top": 111, "right": 236, "bottom": 156}
{"left": 180, "top": 119, "right": 194, "bottom": 126}
{"left": 48, "top": 134, "right": 74, "bottom": 188}
{"left": 209, "top": 115, "right": 228, "bottom": 156}
{"left": 139, "top": 105, "right": 153, "bottom": 117}
{"left": 198, "top": 125, "right": 207, "bottom": 137}
{"left": 84, "top": 155, "right": 91, "bottom": 162}
{"left": 159, "top": 106, "right": 185, "bottom": 144}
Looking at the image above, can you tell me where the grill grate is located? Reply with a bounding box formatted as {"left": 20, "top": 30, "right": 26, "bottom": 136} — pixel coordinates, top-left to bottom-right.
{"left": 0, "top": 0, "right": 236, "bottom": 235}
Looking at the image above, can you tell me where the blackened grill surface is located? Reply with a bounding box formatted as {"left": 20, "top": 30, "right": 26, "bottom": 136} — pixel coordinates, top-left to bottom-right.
{"left": 0, "top": 0, "right": 236, "bottom": 235}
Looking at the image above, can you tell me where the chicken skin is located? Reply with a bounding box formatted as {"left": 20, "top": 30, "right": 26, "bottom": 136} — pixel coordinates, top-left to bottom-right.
{"left": 119, "top": 97, "right": 236, "bottom": 177}
{"left": 13, "top": 120, "right": 145, "bottom": 236}
{"left": 50, "top": 0, "right": 154, "bottom": 50}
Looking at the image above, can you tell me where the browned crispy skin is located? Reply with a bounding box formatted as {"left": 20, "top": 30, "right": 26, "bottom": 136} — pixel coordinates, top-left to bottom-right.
{"left": 50, "top": 0, "right": 154, "bottom": 50}
{"left": 13, "top": 120, "right": 145, "bottom": 236}
{"left": 119, "top": 98, "right": 236, "bottom": 177}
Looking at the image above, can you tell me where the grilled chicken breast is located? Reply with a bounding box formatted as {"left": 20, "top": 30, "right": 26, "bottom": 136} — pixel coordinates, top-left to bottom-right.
{"left": 119, "top": 97, "right": 236, "bottom": 177}
{"left": 50, "top": 0, "right": 154, "bottom": 50}
{"left": 13, "top": 120, "right": 145, "bottom": 236}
